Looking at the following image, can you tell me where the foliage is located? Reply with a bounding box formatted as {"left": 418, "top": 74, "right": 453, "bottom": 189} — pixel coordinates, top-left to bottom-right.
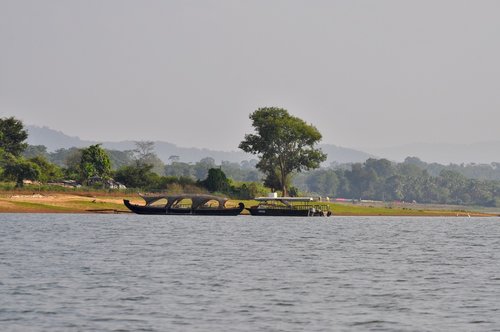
{"left": 164, "top": 161, "right": 194, "bottom": 178}
{"left": 0, "top": 117, "right": 40, "bottom": 187}
{"left": 114, "top": 163, "right": 160, "bottom": 189}
{"left": 61, "top": 148, "right": 83, "bottom": 179}
{"left": 293, "top": 158, "right": 500, "bottom": 207}
{"left": 114, "top": 161, "right": 200, "bottom": 192}
{"left": 29, "top": 156, "right": 64, "bottom": 182}
{"left": 133, "top": 141, "right": 165, "bottom": 174}
{"left": 230, "top": 181, "right": 269, "bottom": 199}
{"left": 48, "top": 147, "right": 82, "bottom": 167}
{"left": 45, "top": 146, "right": 134, "bottom": 172}
{"left": 133, "top": 141, "right": 155, "bottom": 162}
{"left": 164, "top": 158, "right": 262, "bottom": 182}
{"left": 199, "top": 168, "right": 230, "bottom": 193}
{"left": 0, "top": 117, "right": 28, "bottom": 157}
{"left": 106, "top": 149, "right": 134, "bottom": 170}
{"left": 79, "top": 144, "right": 112, "bottom": 183}
{"left": 239, "top": 107, "right": 326, "bottom": 196}
{"left": 193, "top": 157, "right": 216, "bottom": 179}
{"left": 221, "top": 160, "right": 261, "bottom": 182}
{"left": 2, "top": 157, "right": 41, "bottom": 187}
{"left": 197, "top": 168, "right": 270, "bottom": 199}
{"left": 23, "top": 145, "right": 49, "bottom": 159}
{"left": 404, "top": 157, "right": 500, "bottom": 181}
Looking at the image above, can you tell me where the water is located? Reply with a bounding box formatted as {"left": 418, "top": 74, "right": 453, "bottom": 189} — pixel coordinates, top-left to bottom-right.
{"left": 0, "top": 214, "right": 499, "bottom": 331}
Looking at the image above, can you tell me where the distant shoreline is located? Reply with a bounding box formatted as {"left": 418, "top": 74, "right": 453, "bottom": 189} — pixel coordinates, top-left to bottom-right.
{"left": 0, "top": 192, "right": 497, "bottom": 217}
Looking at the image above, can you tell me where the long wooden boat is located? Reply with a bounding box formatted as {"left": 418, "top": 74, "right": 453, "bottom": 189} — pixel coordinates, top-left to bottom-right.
{"left": 247, "top": 196, "right": 332, "bottom": 217}
{"left": 124, "top": 194, "right": 244, "bottom": 216}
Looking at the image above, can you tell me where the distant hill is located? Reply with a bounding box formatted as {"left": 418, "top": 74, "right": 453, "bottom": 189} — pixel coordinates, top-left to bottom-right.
{"left": 26, "top": 125, "right": 374, "bottom": 164}
{"left": 27, "top": 126, "right": 90, "bottom": 150}
{"left": 363, "top": 142, "right": 500, "bottom": 164}
{"left": 26, "top": 125, "right": 250, "bottom": 163}
{"left": 319, "top": 144, "right": 375, "bottom": 164}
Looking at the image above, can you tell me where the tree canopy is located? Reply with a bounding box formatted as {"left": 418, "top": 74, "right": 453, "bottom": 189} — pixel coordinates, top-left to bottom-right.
{"left": 293, "top": 158, "right": 500, "bottom": 207}
{"left": 0, "top": 117, "right": 28, "bottom": 157}
{"left": 199, "top": 168, "right": 230, "bottom": 193}
{"left": 2, "top": 156, "right": 41, "bottom": 187}
{"left": 0, "top": 117, "right": 38, "bottom": 186}
{"left": 79, "top": 144, "right": 112, "bottom": 183}
{"left": 239, "top": 107, "right": 326, "bottom": 196}
{"left": 133, "top": 141, "right": 165, "bottom": 174}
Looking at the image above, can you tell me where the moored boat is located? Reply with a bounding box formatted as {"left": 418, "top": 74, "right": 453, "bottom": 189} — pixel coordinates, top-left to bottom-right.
{"left": 247, "top": 196, "right": 332, "bottom": 217}
{"left": 124, "top": 194, "right": 244, "bottom": 216}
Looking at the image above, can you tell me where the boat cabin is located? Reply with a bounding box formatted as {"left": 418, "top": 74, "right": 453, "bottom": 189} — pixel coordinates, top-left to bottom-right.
{"left": 249, "top": 196, "right": 332, "bottom": 217}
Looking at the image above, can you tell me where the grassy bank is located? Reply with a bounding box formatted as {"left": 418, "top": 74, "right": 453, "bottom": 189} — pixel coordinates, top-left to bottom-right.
{"left": 0, "top": 190, "right": 498, "bottom": 216}
{"left": 0, "top": 191, "right": 137, "bottom": 214}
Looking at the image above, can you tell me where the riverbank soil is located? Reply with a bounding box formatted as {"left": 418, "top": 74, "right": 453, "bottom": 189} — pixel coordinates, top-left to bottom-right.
{"left": 0, "top": 192, "right": 497, "bottom": 216}
{"left": 0, "top": 192, "right": 140, "bottom": 213}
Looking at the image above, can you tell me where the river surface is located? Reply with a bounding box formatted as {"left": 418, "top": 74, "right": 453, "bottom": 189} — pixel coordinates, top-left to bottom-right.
{"left": 0, "top": 214, "right": 499, "bottom": 331}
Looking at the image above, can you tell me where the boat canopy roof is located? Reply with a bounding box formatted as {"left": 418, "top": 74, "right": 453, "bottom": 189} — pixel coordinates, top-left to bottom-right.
{"left": 139, "top": 193, "right": 229, "bottom": 209}
{"left": 254, "top": 196, "right": 319, "bottom": 202}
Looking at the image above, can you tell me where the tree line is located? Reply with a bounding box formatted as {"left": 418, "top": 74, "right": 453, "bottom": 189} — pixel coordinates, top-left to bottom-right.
{"left": 2, "top": 111, "right": 500, "bottom": 207}
{"left": 0, "top": 116, "right": 268, "bottom": 198}
{"left": 294, "top": 158, "right": 500, "bottom": 207}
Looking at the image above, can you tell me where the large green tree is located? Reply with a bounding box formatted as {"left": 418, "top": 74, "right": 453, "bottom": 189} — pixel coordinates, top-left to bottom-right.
{"left": 0, "top": 117, "right": 28, "bottom": 157}
{"left": 239, "top": 107, "right": 326, "bottom": 196}
{"left": 115, "top": 163, "right": 159, "bottom": 189}
{"left": 199, "top": 168, "right": 230, "bottom": 193}
{"left": 0, "top": 116, "right": 38, "bottom": 186}
{"left": 2, "top": 157, "right": 41, "bottom": 187}
{"left": 79, "top": 144, "right": 112, "bottom": 183}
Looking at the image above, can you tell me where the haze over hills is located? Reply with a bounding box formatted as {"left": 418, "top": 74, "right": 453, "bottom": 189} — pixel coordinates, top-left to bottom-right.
{"left": 26, "top": 125, "right": 250, "bottom": 163}
{"left": 26, "top": 125, "right": 499, "bottom": 165}
{"left": 362, "top": 142, "right": 500, "bottom": 165}
{"left": 26, "top": 125, "right": 373, "bottom": 165}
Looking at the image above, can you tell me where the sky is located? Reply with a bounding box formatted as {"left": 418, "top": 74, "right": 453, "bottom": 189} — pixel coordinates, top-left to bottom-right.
{"left": 1, "top": 0, "right": 500, "bottom": 152}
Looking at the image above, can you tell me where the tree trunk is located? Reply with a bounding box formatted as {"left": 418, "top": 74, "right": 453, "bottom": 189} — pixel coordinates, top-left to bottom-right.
{"left": 281, "top": 172, "right": 288, "bottom": 197}
{"left": 278, "top": 160, "right": 287, "bottom": 197}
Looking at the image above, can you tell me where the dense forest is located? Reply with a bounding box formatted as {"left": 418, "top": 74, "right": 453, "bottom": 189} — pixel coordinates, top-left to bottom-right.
{"left": 295, "top": 158, "right": 500, "bottom": 207}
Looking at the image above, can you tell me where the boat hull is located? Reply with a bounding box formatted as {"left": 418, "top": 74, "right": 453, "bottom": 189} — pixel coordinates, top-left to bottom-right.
{"left": 124, "top": 200, "right": 244, "bottom": 216}
{"left": 247, "top": 207, "right": 331, "bottom": 217}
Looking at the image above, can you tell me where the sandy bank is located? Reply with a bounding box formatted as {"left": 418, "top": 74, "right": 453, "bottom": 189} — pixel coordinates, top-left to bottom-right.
{"left": 0, "top": 192, "right": 497, "bottom": 216}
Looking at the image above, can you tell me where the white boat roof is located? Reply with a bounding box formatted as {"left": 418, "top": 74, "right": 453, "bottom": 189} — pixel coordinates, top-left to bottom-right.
{"left": 254, "top": 196, "right": 317, "bottom": 202}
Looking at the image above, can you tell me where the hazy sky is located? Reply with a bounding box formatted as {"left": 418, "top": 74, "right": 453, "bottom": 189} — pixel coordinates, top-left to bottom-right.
{"left": 1, "top": 0, "right": 499, "bottom": 151}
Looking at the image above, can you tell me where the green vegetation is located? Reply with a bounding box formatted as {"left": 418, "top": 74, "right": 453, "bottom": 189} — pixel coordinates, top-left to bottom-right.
{"left": 403, "top": 157, "right": 500, "bottom": 181}
{"left": 239, "top": 107, "right": 326, "bottom": 196}
{"left": 0, "top": 117, "right": 28, "bottom": 156}
{"left": 7, "top": 200, "right": 75, "bottom": 212}
{"left": 2, "top": 157, "right": 41, "bottom": 187}
{"left": 1, "top": 114, "right": 500, "bottom": 212}
{"left": 80, "top": 144, "right": 112, "bottom": 183}
{"left": 294, "top": 158, "right": 500, "bottom": 207}
{"left": 0, "top": 117, "right": 41, "bottom": 187}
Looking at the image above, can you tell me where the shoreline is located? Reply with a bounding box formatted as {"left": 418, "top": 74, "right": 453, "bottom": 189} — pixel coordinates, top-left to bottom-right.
{"left": 0, "top": 192, "right": 497, "bottom": 217}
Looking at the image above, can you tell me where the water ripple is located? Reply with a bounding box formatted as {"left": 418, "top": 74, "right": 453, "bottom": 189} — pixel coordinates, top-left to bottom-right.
{"left": 0, "top": 214, "right": 499, "bottom": 331}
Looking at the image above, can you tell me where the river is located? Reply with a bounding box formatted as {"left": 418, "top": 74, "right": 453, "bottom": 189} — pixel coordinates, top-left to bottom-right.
{"left": 1, "top": 214, "right": 499, "bottom": 331}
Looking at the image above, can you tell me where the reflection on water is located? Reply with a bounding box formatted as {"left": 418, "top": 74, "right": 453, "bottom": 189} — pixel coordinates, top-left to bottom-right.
{"left": 0, "top": 214, "right": 499, "bottom": 331}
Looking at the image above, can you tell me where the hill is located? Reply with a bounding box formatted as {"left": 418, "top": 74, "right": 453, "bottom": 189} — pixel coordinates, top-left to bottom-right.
{"left": 319, "top": 144, "right": 374, "bottom": 164}
{"left": 364, "top": 142, "right": 500, "bottom": 164}
{"left": 26, "top": 125, "right": 373, "bottom": 165}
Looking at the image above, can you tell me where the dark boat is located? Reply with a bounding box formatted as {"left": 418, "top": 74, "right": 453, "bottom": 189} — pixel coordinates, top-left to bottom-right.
{"left": 247, "top": 196, "right": 332, "bottom": 217}
{"left": 124, "top": 194, "right": 244, "bottom": 216}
